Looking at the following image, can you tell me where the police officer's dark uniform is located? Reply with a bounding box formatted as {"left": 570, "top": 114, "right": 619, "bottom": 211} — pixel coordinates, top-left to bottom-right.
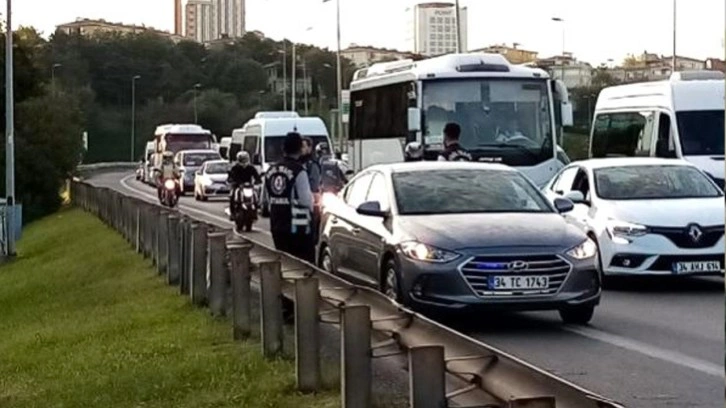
{"left": 265, "top": 133, "right": 316, "bottom": 263}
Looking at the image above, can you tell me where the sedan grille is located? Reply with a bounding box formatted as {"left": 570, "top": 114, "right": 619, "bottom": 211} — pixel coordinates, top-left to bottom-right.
{"left": 459, "top": 255, "right": 571, "bottom": 297}
{"left": 649, "top": 225, "right": 724, "bottom": 249}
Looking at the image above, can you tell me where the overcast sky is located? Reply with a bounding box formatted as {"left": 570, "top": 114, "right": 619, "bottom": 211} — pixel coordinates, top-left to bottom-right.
{"left": 13, "top": 0, "right": 726, "bottom": 65}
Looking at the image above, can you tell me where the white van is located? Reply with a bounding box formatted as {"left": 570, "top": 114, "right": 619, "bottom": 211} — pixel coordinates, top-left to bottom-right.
{"left": 218, "top": 137, "right": 231, "bottom": 160}
{"left": 589, "top": 70, "right": 725, "bottom": 188}
{"left": 143, "top": 141, "right": 155, "bottom": 184}
{"left": 230, "top": 114, "right": 332, "bottom": 174}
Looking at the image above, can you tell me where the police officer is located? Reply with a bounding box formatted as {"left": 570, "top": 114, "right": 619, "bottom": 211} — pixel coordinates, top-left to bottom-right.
{"left": 438, "top": 122, "right": 472, "bottom": 161}
{"left": 316, "top": 142, "right": 348, "bottom": 194}
{"left": 265, "top": 131, "right": 316, "bottom": 263}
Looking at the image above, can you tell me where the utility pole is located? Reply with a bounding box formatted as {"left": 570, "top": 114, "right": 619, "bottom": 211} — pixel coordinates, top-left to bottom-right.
{"left": 454, "top": 0, "right": 462, "bottom": 53}
{"left": 5, "top": 0, "right": 16, "bottom": 257}
{"left": 131, "top": 75, "right": 141, "bottom": 161}
{"left": 282, "top": 44, "right": 287, "bottom": 111}
{"left": 335, "top": 0, "right": 344, "bottom": 153}
{"left": 193, "top": 83, "right": 201, "bottom": 123}
{"left": 303, "top": 58, "right": 309, "bottom": 115}
{"left": 51, "top": 63, "right": 62, "bottom": 96}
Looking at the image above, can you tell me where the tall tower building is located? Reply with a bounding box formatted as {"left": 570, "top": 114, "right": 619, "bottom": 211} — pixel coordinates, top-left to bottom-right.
{"left": 185, "top": 0, "right": 214, "bottom": 42}
{"left": 174, "top": 0, "right": 182, "bottom": 35}
{"left": 212, "top": 0, "right": 245, "bottom": 39}
{"left": 412, "top": 2, "right": 468, "bottom": 56}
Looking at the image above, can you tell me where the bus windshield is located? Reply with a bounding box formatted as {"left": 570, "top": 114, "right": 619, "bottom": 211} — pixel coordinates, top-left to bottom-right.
{"left": 165, "top": 133, "right": 214, "bottom": 153}
{"left": 422, "top": 79, "right": 553, "bottom": 165}
{"left": 676, "top": 110, "right": 724, "bottom": 156}
{"left": 264, "top": 135, "right": 330, "bottom": 164}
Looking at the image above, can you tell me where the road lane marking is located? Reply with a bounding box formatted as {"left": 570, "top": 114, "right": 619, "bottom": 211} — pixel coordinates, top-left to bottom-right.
{"left": 564, "top": 326, "right": 723, "bottom": 378}
{"left": 118, "top": 175, "right": 273, "bottom": 238}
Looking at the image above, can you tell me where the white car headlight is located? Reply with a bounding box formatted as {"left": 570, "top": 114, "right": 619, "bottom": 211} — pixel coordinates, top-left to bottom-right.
{"left": 399, "top": 241, "right": 460, "bottom": 263}
{"left": 200, "top": 176, "right": 213, "bottom": 186}
{"left": 566, "top": 238, "right": 598, "bottom": 260}
{"left": 606, "top": 219, "right": 648, "bottom": 238}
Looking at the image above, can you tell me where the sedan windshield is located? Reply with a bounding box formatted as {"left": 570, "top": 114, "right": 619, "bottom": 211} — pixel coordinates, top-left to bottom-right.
{"left": 594, "top": 165, "right": 723, "bottom": 200}
{"left": 392, "top": 169, "right": 553, "bottom": 215}
{"left": 184, "top": 153, "right": 220, "bottom": 167}
{"left": 205, "top": 162, "right": 229, "bottom": 174}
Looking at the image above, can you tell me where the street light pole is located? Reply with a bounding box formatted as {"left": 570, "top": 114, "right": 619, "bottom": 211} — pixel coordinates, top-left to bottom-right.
{"left": 335, "top": 0, "right": 344, "bottom": 153}
{"left": 552, "top": 17, "right": 565, "bottom": 82}
{"left": 193, "top": 83, "right": 201, "bottom": 123}
{"left": 672, "top": 0, "right": 677, "bottom": 72}
{"left": 131, "top": 75, "right": 141, "bottom": 161}
{"left": 292, "top": 42, "right": 297, "bottom": 113}
{"left": 282, "top": 44, "right": 287, "bottom": 111}
{"left": 51, "top": 63, "right": 62, "bottom": 96}
{"left": 5, "top": 0, "right": 16, "bottom": 257}
{"left": 303, "top": 58, "right": 309, "bottom": 115}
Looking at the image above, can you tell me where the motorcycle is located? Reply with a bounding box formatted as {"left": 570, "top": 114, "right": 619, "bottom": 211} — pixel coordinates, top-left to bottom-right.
{"left": 232, "top": 182, "right": 258, "bottom": 232}
{"left": 159, "top": 178, "right": 180, "bottom": 208}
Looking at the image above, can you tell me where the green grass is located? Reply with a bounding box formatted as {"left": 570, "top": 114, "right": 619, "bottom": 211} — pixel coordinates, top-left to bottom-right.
{"left": 0, "top": 208, "right": 338, "bottom": 408}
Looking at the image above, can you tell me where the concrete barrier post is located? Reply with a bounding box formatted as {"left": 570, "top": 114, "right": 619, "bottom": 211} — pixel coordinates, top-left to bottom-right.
{"left": 409, "top": 346, "right": 446, "bottom": 408}
{"left": 180, "top": 219, "right": 193, "bottom": 296}
{"left": 295, "top": 277, "right": 320, "bottom": 392}
{"left": 207, "top": 231, "right": 228, "bottom": 317}
{"left": 157, "top": 210, "right": 170, "bottom": 275}
{"left": 341, "top": 305, "right": 372, "bottom": 408}
{"left": 167, "top": 215, "right": 181, "bottom": 285}
{"left": 259, "top": 261, "right": 283, "bottom": 358}
{"left": 150, "top": 206, "right": 161, "bottom": 267}
{"left": 190, "top": 222, "right": 208, "bottom": 306}
{"left": 143, "top": 204, "right": 153, "bottom": 259}
{"left": 134, "top": 204, "right": 141, "bottom": 254}
{"left": 228, "top": 239, "right": 252, "bottom": 340}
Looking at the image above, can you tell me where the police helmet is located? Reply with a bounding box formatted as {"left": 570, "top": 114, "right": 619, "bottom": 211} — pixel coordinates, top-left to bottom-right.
{"left": 316, "top": 142, "right": 331, "bottom": 157}
{"left": 237, "top": 151, "right": 250, "bottom": 166}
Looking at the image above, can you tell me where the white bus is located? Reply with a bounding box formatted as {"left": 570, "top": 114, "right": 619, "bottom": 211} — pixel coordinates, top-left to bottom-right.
{"left": 151, "top": 124, "right": 215, "bottom": 168}
{"left": 589, "top": 70, "right": 725, "bottom": 188}
{"left": 348, "top": 53, "right": 574, "bottom": 186}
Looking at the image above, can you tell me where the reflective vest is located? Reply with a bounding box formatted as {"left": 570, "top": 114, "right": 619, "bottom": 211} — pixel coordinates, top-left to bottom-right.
{"left": 266, "top": 158, "right": 311, "bottom": 235}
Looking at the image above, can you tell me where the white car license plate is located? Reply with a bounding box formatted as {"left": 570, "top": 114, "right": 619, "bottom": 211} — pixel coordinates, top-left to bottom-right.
{"left": 673, "top": 261, "right": 722, "bottom": 274}
{"left": 488, "top": 275, "right": 549, "bottom": 290}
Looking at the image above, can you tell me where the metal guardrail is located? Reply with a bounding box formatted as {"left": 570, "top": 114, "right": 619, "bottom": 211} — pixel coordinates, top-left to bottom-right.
{"left": 70, "top": 175, "right": 626, "bottom": 408}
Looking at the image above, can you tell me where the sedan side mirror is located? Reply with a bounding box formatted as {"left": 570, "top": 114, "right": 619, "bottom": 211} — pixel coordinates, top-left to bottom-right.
{"left": 356, "top": 201, "right": 387, "bottom": 217}
{"left": 553, "top": 197, "right": 575, "bottom": 213}
{"left": 564, "top": 190, "right": 585, "bottom": 204}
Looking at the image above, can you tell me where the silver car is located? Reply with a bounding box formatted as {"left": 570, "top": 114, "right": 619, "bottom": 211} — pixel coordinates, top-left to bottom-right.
{"left": 318, "top": 162, "right": 601, "bottom": 324}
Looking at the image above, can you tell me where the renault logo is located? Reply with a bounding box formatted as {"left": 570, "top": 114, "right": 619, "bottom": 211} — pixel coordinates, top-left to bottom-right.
{"left": 507, "top": 260, "right": 528, "bottom": 271}
{"left": 688, "top": 224, "right": 703, "bottom": 243}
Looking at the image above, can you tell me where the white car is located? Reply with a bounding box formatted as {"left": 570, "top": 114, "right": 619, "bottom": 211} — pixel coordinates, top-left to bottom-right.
{"left": 543, "top": 158, "right": 724, "bottom": 278}
{"left": 193, "top": 160, "right": 231, "bottom": 201}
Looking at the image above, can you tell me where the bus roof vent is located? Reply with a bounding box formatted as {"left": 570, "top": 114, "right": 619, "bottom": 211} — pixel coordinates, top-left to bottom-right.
{"left": 457, "top": 62, "right": 510, "bottom": 73}
{"left": 670, "top": 70, "right": 725, "bottom": 81}
{"left": 254, "top": 111, "right": 301, "bottom": 119}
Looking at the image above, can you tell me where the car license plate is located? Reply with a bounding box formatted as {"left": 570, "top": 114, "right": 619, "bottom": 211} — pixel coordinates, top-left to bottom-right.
{"left": 488, "top": 275, "right": 549, "bottom": 290}
{"left": 672, "top": 261, "right": 722, "bottom": 274}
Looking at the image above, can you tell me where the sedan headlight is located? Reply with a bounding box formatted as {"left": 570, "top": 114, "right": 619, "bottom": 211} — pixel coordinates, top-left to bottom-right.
{"left": 566, "top": 238, "right": 597, "bottom": 260}
{"left": 200, "top": 176, "right": 213, "bottom": 186}
{"left": 606, "top": 219, "right": 648, "bottom": 238}
{"left": 399, "top": 241, "right": 460, "bottom": 263}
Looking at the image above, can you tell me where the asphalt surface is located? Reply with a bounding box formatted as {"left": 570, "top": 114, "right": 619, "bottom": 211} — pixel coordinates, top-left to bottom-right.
{"left": 90, "top": 171, "right": 724, "bottom": 408}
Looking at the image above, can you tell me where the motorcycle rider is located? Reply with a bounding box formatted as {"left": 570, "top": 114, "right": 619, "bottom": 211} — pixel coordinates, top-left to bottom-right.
{"left": 155, "top": 151, "right": 181, "bottom": 200}
{"left": 404, "top": 141, "right": 425, "bottom": 162}
{"left": 438, "top": 122, "right": 472, "bottom": 161}
{"left": 228, "top": 151, "right": 261, "bottom": 220}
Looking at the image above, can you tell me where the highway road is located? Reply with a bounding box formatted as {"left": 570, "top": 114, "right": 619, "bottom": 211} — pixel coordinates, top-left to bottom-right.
{"left": 90, "top": 171, "right": 724, "bottom": 408}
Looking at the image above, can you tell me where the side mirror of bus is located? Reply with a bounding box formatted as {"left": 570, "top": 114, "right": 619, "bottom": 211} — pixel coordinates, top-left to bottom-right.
{"left": 407, "top": 107, "right": 421, "bottom": 132}
{"left": 561, "top": 102, "right": 574, "bottom": 127}
{"left": 252, "top": 153, "right": 261, "bottom": 165}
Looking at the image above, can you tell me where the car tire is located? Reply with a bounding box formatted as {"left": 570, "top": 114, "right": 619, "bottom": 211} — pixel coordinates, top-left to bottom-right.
{"left": 382, "top": 258, "right": 404, "bottom": 304}
{"left": 559, "top": 305, "right": 595, "bottom": 325}
{"left": 319, "top": 246, "right": 336, "bottom": 275}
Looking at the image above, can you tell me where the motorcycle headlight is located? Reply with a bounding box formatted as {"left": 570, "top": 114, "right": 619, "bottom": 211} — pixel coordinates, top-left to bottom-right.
{"left": 566, "top": 238, "right": 597, "bottom": 260}
{"left": 164, "top": 179, "right": 176, "bottom": 190}
{"left": 243, "top": 189, "right": 254, "bottom": 198}
{"left": 606, "top": 219, "right": 648, "bottom": 238}
{"left": 399, "top": 241, "right": 460, "bottom": 263}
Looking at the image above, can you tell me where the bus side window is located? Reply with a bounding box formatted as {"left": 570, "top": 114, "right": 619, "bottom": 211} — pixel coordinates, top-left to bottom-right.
{"left": 655, "top": 113, "right": 677, "bottom": 158}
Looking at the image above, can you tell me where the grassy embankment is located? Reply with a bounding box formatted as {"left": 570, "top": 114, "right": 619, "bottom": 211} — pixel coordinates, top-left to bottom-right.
{"left": 0, "top": 208, "right": 337, "bottom": 408}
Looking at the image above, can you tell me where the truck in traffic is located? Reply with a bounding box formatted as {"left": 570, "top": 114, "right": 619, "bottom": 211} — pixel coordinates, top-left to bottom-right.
{"left": 347, "top": 53, "right": 574, "bottom": 187}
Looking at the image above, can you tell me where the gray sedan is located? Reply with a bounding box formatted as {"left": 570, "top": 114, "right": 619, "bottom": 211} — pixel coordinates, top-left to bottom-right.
{"left": 318, "top": 162, "right": 601, "bottom": 324}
